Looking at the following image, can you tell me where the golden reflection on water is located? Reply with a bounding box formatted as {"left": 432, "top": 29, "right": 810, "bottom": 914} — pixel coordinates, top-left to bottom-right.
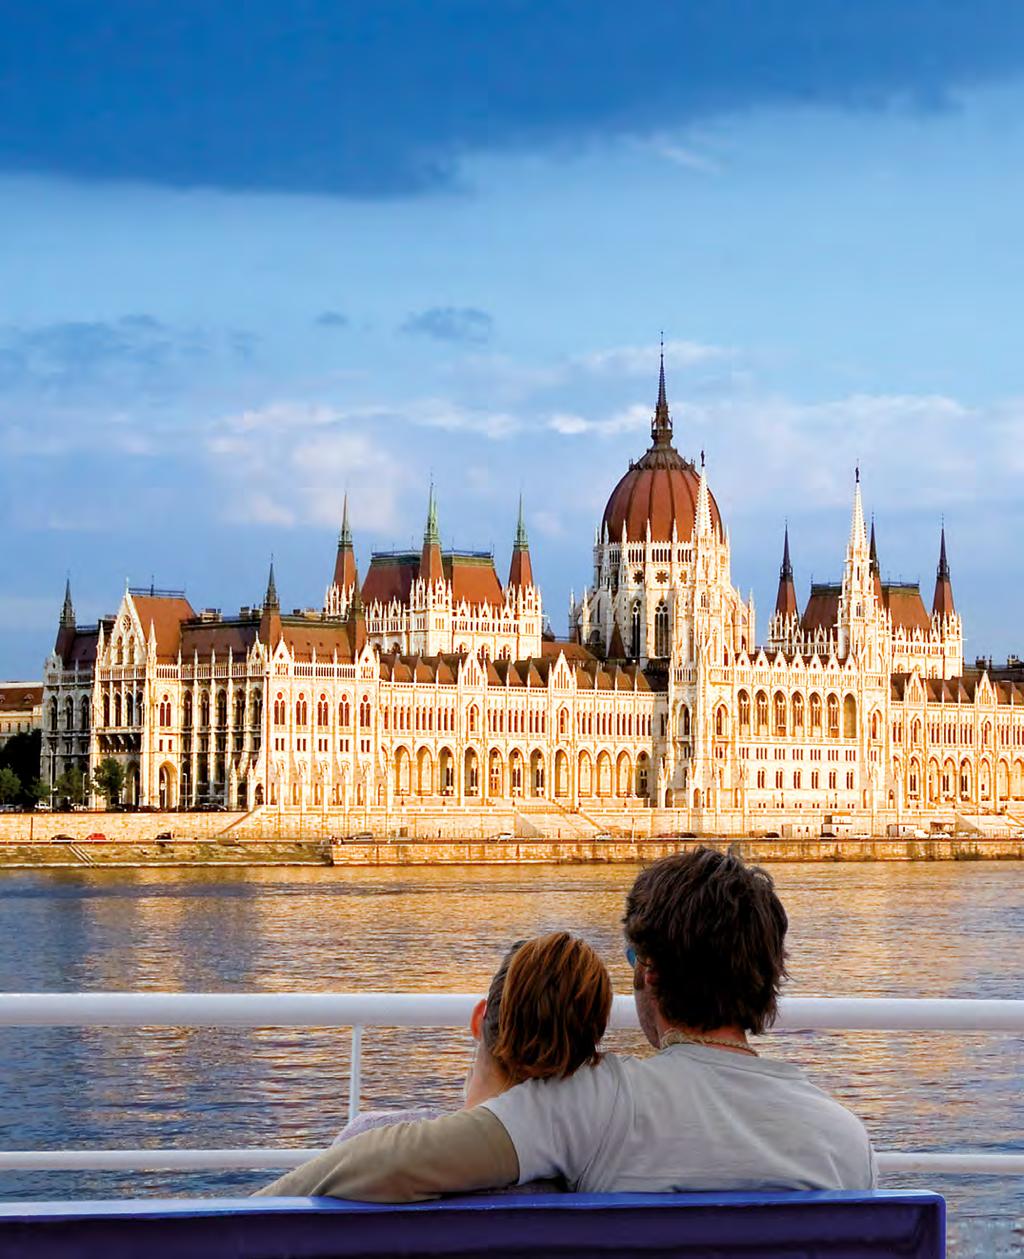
{"left": 0, "top": 862, "right": 1020, "bottom": 1255}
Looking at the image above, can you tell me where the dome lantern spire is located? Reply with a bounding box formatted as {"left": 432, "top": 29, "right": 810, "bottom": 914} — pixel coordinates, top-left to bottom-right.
{"left": 651, "top": 333, "right": 672, "bottom": 448}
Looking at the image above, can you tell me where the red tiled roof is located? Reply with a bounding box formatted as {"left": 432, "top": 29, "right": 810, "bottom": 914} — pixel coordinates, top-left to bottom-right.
{"left": 180, "top": 621, "right": 260, "bottom": 657}
{"left": 131, "top": 594, "right": 196, "bottom": 661}
{"left": 363, "top": 554, "right": 418, "bottom": 606}
{"left": 448, "top": 555, "right": 503, "bottom": 607}
{"left": 882, "top": 584, "right": 932, "bottom": 634}
{"left": 0, "top": 683, "right": 43, "bottom": 711}
{"left": 278, "top": 620, "right": 355, "bottom": 662}
{"left": 800, "top": 587, "right": 840, "bottom": 635}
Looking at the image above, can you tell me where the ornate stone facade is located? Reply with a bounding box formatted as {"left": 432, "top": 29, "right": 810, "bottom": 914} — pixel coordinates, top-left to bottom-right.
{"left": 41, "top": 358, "right": 1024, "bottom": 829}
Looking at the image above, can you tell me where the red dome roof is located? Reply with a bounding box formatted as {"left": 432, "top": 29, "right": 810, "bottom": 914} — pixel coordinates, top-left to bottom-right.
{"left": 601, "top": 353, "right": 723, "bottom": 543}
{"left": 602, "top": 452, "right": 722, "bottom": 543}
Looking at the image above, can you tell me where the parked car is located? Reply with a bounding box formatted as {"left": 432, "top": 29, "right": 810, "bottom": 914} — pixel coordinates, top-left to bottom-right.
{"left": 155, "top": 831, "right": 174, "bottom": 841}
{"left": 85, "top": 832, "right": 106, "bottom": 842}
{"left": 51, "top": 833, "right": 74, "bottom": 843}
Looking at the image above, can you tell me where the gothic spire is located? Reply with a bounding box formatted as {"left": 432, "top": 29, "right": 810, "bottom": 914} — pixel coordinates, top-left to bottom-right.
{"left": 60, "top": 577, "right": 75, "bottom": 627}
{"left": 932, "top": 524, "right": 955, "bottom": 618}
{"left": 773, "top": 523, "right": 799, "bottom": 620}
{"left": 264, "top": 559, "right": 279, "bottom": 611}
{"left": 419, "top": 482, "right": 444, "bottom": 584}
{"left": 694, "top": 451, "right": 713, "bottom": 537}
{"left": 869, "top": 516, "right": 883, "bottom": 600}
{"left": 332, "top": 492, "right": 359, "bottom": 592}
{"left": 508, "top": 494, "right": 534, "bottom": 589}
{"left": 651, "top": 336, "right": 672, "bottom": 448}
{"left": 338, "top": 492, "right": 352, "bottom": 548}
{"left": 848, "top": 467, "right": 868, "bottom": 553}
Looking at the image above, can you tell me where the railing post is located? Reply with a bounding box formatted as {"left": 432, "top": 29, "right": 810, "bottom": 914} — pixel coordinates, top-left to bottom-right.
{"left": 348, "top": 1024, "right": 363, "bottom": 1124}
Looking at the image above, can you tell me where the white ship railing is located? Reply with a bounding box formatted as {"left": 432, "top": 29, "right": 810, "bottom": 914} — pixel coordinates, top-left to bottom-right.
{"left": 0, "top": 993, "right": 1021, "bottom": 1179}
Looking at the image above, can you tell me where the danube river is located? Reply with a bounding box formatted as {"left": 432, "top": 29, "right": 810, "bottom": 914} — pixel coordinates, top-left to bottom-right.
{"left": 0, "top": 863, "right": 1020, "bottom": 1255}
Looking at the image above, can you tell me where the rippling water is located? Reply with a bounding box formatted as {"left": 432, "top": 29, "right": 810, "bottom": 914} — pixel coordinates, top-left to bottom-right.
{"left": 0, "top": 862, "right": 1020, "bottom": 1255}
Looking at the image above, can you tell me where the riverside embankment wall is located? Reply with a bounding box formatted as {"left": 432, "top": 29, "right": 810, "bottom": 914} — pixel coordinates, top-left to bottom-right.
{"left": 330, "top": 836, "right": 1024, "bottom": 864}
{"left": 1, "top": 810, "right": 1022, "bottom": 865}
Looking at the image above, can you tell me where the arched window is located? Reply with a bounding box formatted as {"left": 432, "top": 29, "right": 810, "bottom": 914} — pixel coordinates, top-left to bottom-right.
{"left": 842, "top": 694, "right": 857, "bottom": 739}
{"left": 234, "top": 691, "right": 246, "bottom": 727}
{"left": 114, "top": 693, "right": 123, "bottom": 726}
{"left": 654, "top": 601, "right": 670, "bottom": 658}
{"left": 792, "top": 693, "right": 805, "bottom": 732}
{"left": 159, "top": 697, "right": 171, "bottom": 727}
{"left": 359, "top": 696, "right": 372, "bottom": 728}
{"left": 738, "top": 691, "right": 751, "bottom": 732}
{"left": 252, "top": 691, "right": 262, "bottom": 726}
{"left": 630, "top": 601, "right": 642, "bottom": 659}
{"left": 102, "top": 694, "right": 110, "bottom": 726}
{"left": 773, "top": 692, "right": 787, "bottom": 736}
{"left": 679, "top": 705, "right": 691, "bottom": 738}
{"left": 317, "top": 695, "right": 329, "bottom": 727}
{"left": 468, "top": 705, "right": 478, "bottom": 733}
{"left": 756, "top": 691, "right": 769, "bottom": 733}
{"left": 827, "top": 694, "right": 840, "bottom": 738}
{"left": 80, "top": 697, "right": 90, "bottom": 730}
{"left": 273, "top": 693, "right": 286, "bottom": 725}
{"left": 216, "top": 690, "right": 227, "bottom": 727}
{"left": 339, "top": 697, "right": 351, "bottom": 727}
{"left": 715, "top": 705, "right": 726, "bottom": 738}
{"left": 49, "top": 699, "right": 58, "bottom": 731}
{"left": 810, "top": 694, "right": 822, "bottom": 734}
{"left": 295, "top": 696, "right": 308, "bottom": 726}
{"left": 64, "top": 697, "right": 74, "bottom": 730}
{"left": 200, "top": 692, "right": 210, "bottom": 726}
{"left": 183, "top": 692, "right": 193, "bottom": 728}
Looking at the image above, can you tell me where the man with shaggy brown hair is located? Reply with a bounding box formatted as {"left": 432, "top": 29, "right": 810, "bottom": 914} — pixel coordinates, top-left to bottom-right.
{"left": 258, "top": 849, "right": 875, "bottom": 1200}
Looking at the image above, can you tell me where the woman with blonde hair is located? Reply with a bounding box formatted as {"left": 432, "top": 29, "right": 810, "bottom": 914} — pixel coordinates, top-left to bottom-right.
{"left": 333, "top": 932, "right": 612, "bottom": 1148}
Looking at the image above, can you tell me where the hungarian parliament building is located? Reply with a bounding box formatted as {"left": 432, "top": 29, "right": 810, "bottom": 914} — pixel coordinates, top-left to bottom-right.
{"left": 41, "top": 359, "right": 1024, "bottom": 832}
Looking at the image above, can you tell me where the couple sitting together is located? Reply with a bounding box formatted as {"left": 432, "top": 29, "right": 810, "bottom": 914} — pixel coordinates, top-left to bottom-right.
{"left": 259, "top": 848, "right": 876, "bottom": 1201}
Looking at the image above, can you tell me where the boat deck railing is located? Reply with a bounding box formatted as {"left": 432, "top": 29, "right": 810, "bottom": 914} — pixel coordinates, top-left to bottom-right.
{"left": 0, "top": 993, "right": 1021, "bottom": 1179}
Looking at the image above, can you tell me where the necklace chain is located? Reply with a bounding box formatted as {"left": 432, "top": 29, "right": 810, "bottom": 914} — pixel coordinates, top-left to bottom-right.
{"left": 660, "top": 1029, "right": 758, "bottom": 1057}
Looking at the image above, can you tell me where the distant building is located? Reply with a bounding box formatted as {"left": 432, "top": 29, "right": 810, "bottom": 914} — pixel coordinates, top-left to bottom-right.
{"left": 41, "top": 355, "right": 1024, "bottom": 827}
{"left": 0, "top": 682, "right": 42, "bottom": 748}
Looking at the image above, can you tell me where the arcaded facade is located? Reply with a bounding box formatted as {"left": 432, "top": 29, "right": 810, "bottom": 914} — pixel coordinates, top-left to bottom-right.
{"left": 41, "top": 357, "right": 1024, "bottom": 830}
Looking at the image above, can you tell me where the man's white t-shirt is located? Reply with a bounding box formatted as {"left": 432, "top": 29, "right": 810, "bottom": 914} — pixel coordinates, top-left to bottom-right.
{"left": 482, "top": 1042, "right": 876, "bottom": 1193}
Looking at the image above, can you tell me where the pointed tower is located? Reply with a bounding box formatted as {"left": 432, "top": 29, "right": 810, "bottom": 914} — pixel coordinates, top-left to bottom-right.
{"left": 651, "top": 340, "right": 673, "bottom": 449}
{"left": 419, "top": 483, "right": 444, "bottom": 585}
{"left": 347, "top": 582, "right": 367, "bottom": 655}
{"left": 332, "top": 493, "right": 359, "bottom": 593}
{"left": 694, "top": 451, "right": 713, "bottom": 538}
{"left": 849, "top": 466, "right": 868, "bottom": 554}
{"left": 774, "top": 525, "right": 798, "bottom": 620}
{"left": 839, "top": 467, "right": 874, "bottom": 658}
{"left": 507, "top": 495, "right": 534, "bottom": 589}
{"left": 932, "top": 525, "right": 955, "bottom": 618}
{"left": 54, "top": 578, "right": 77, "bottom": 660}
{"left": 264, "top": 560, "right": 279, "bottom": 611}
{"left": 259, "top": 559, "right": 282, "bottom": 647}
{"left": 869, "top": 517, "right": 884, "bottom": 602}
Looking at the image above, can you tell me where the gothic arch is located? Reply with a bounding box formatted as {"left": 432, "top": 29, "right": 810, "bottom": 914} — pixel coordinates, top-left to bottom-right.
{"left": 616, "top": 750, "right": 633, "bottom": 796}
{"left": 577, "top": 750, "right": 594, "bottom": 797}
{"left": 596, "top": 750, "right": 613, "bottom": 797}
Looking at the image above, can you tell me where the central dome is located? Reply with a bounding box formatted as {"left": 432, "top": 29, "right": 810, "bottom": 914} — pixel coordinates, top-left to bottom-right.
{"left": 601, "top": 356, "right": 723, "bottom": 543}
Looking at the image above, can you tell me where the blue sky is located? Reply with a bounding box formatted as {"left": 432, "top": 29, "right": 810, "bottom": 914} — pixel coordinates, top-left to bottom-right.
{"left": 2, "top": 3, "right": 1024, "bottom": 675}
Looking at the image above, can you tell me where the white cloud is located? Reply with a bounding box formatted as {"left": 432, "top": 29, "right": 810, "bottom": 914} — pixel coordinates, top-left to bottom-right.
{"left": 576, "top": 338, "right": 731, "bottom": 376}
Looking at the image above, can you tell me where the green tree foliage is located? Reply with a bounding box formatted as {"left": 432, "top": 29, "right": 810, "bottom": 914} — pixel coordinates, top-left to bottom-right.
{"left": 25, "top": 776, "right": 50, "bottom": 807}
{"left": 93, "top": 757, "right": 125, "bottom": 807}
{"left": 0, "top": 766, "right": 20, "bottom": 805}
{"left": 54, "top": 765, "right": 89, "bottom": 806}
{"left": 0, "top": 730, "right": 41, "bottom": 804}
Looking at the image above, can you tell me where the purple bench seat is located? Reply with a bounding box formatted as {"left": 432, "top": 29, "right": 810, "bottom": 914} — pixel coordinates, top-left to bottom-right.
{"left": 0, "top": 1190, "right": 945, "bottom": 1258}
